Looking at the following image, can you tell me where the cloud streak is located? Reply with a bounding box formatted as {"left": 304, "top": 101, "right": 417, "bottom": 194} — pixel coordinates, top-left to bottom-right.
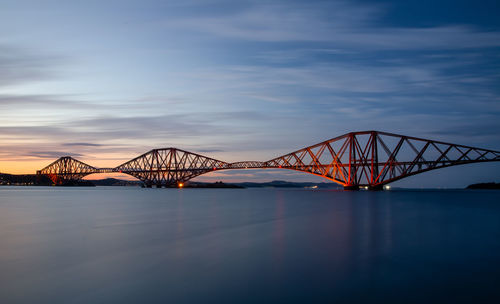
{"left": 0, "top": 44, "right": 67, "bottom": 88}
{"left": 165, "top": 1, "right": 500, "bottom": 49}
{"left": 63, "top": 143, "right": 103, "bottom": 147}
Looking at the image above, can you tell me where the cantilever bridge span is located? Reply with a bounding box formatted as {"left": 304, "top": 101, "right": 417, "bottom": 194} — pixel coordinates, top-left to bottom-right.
{"left": 37, "top": 131, "right": 500, "bottom": 190}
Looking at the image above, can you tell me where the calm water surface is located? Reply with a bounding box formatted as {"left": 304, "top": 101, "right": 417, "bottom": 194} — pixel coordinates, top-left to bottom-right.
{"left": 1, "top": 187, "right": 500, "bottom": 303}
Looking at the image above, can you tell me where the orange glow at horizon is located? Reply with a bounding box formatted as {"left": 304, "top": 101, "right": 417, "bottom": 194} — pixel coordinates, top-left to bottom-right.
{"left": 0, "top": 160, "right": 49, "bottom": 175}
{"left": 0, "top": 153, "right": 139, "bottom": 175}
{"left": 0, "top": 160, "right": 140, "bottom": 181}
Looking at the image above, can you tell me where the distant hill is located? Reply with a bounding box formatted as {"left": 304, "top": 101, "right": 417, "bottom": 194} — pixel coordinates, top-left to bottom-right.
{"left": 233, "top": 180, "right": 341, "bottom": 189}
{"left": 89, "top": 178, "right": 142, "bottom": 186}
{"left": 87, "top": 179, "right": 341, "bottom": 189}
{"left": 466, "top": 182, "right": 500, "bottom": 190}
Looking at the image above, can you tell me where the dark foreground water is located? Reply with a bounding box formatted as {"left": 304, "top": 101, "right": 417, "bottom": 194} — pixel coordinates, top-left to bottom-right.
{"left": 1, "top": 187, "right": 500, "bottom": 304}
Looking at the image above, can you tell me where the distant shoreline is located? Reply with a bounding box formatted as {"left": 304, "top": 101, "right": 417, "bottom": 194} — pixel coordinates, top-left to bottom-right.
{"left": 466, "top": 182, "right": 500, "bottom": 190}
{"left": 2, "top": 173, "right": 498, "bottom": 190}
{"left": 0, "top": 174, "right": 341, "bottom": 189}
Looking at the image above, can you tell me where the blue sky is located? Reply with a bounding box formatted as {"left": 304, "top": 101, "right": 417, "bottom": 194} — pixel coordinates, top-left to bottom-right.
{"left": 1, "top": 0, "right": 499, "bottom": 187}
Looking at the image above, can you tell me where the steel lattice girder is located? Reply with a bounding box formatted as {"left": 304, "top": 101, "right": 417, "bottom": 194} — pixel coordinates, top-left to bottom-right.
{"left": 265, "top": 131, "right": 500, "bottom": 187}
{"left": 37, "top": 156, "right": 99, "bottom": 184}
{"left": 36, "top": 131, "right": 500, "bottom": 187}
{"left": 115, "top": 148, "right": 228, "bottom": 186}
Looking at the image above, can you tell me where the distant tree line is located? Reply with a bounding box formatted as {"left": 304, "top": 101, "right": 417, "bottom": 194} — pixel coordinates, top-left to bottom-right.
{"left": 0, "top": 173, "right": 53, "bottom": 186}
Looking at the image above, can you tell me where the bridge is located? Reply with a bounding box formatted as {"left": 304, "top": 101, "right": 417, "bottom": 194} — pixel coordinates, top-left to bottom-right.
{"left": 37, "top": 131, "right": 500, "bottom": 190}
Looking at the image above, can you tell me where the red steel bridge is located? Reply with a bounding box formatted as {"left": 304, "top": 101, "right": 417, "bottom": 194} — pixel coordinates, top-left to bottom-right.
{"left": 37, "top": 131, "right": 500, "bottom": 190}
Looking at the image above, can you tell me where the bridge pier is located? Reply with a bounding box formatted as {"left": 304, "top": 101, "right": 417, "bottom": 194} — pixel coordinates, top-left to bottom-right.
{"left": 343, "top": 185, "right": 385, "bottom": 191}
{"left": 368, "top": 185, "right": 384, "bottom": 191}
{"left": 343, "top": 185, "right": 360, "bottom": 191}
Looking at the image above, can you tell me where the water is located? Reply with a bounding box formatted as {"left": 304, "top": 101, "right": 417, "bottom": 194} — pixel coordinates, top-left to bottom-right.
{"left": 1, "top": 187, "right": 500, "bottom": 303}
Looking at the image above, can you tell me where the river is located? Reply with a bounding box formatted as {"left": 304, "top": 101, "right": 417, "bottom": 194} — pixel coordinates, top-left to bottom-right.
{"left": 1, "top": 187, "right": 499, "bottom": 303}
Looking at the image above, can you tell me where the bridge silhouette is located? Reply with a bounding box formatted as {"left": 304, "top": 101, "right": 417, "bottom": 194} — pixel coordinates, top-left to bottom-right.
{"left": 37, "top": 131, "right": 500, "bottom": 190}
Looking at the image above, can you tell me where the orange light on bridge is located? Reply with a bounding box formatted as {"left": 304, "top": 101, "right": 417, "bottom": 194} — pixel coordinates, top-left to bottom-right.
{"left": 178, "top": 183, "right": 184, "bottom": 188}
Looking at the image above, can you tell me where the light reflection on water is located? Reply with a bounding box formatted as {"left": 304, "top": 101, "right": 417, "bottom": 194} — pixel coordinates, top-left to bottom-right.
{"left": 0, "top": 187, "right": 500, "bottom": 303}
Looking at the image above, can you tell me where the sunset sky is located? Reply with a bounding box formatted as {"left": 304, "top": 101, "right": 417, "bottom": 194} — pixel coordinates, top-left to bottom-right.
{"left": 1, "top": 0, "right": 500, "bottom": 187}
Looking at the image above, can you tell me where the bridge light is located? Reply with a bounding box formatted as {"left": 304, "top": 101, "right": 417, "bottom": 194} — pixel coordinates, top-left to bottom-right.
{"left": 178, "top": 183, "right": 184, "bottom": 188}
{"left": 213, "top": 167, "right": 216, "bottom": 170}
{"left": 279, "top": 165, "right": 282, "bottom": 168}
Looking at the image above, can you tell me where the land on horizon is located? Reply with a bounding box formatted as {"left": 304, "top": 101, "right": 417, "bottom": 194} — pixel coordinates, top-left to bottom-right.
{"left": 2, "top": 173, "right": 499, "bottom": 190}
{"left": 0, "top": 174, "right": 342, "bottom": 189}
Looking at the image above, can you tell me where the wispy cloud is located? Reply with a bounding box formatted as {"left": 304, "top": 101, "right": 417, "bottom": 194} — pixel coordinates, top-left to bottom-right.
{"left": 195, "top": 148, "right": 225, "bottom": 153}
{"left": 62, "top": 142, "right": 102, "bottom": 147}
{"left": 0, "top": 110, "right": 274, "bottom": 161}
{"left": 0, "top": 44, "right": 67, "bottom": 88}
{"left": 165, "top": 1, "right": 500, "bottom": 49}
{"left": 25, "top": 151, "right": 84, "bottom": 159}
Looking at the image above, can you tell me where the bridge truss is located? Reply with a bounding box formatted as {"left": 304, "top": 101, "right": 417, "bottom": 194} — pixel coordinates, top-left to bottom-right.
{"left": 116, "top": 148, "right": 228, "bottom": 187}
{"left": 264, "top": 131, "right": 500, "bottom": 189}
{"left": 37, "top": 131, "right": 500, "bottom": 189}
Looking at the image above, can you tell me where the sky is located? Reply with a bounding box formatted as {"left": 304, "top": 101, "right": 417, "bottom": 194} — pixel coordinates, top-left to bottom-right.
{"left": 1, "top": 0, "right": 500, "bottom": 187}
